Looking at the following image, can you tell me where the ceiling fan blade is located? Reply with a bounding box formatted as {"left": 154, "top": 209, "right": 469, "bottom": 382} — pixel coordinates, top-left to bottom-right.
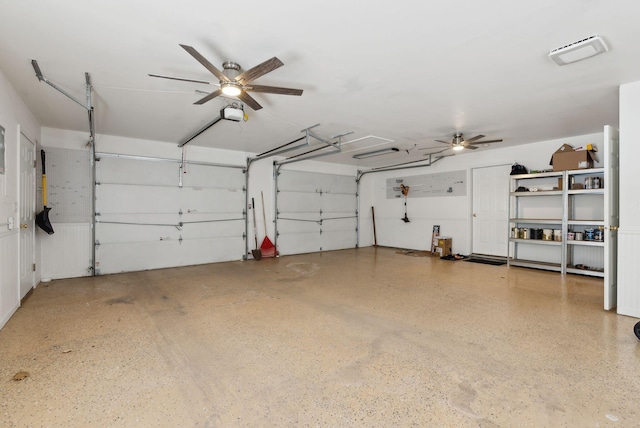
{"left": 148, "top": 74, "right": 213, "bottom": 85}
{"left": 237, "top": 91, "right": 263, "bottom": 110}
{"left": 471, "top": 139, "right": 503, "bottom": 144}
{"left": 465, "top": 145, "right": 479, "bottom": 150}
{"left": 463, "top": 134, "right": 485, "bottom": 144}
{"left": 193, "top": 88, "right": 223, "bottom": 105}
{"left": 245, "top": 84, "right": 303, "bottom": 96}
{"left": 235, "top": 57, "right": 284, "bottom": 84}
{"left": 179, "top": 44, "right": 230, "bottom": 82}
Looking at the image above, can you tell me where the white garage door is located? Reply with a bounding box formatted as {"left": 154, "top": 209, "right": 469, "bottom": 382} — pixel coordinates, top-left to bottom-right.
{"left": 276, "top": 170, "right": 357, "bottom": 255}
{"left": 95, "top": 154, "right": 245, "bottom": 275}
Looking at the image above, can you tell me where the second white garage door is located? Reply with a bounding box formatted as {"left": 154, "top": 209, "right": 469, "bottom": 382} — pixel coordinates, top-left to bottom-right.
{"left": 275, "top": 170, "right": 357, "bottom": 255}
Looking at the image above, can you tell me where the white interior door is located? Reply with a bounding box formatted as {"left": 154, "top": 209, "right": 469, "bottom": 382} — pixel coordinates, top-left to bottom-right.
{"left": 472, "top": 165, "right": 511, "bottom": 257}
{"left": 604, "top": 125, "right": 620, "bottom": 310}
{"left": 19, "top": 133, "right": 35, "bottom": 299}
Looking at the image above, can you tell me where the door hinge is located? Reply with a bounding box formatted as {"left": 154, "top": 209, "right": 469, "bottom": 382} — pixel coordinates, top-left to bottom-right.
{"left": 32, "top": 263, "right": 36, "bottom": 272}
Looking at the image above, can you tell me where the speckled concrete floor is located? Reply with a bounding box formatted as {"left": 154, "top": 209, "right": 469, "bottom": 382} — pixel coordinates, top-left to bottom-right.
{"left": 1, "top": 247, "right": 639, "bottom": 427}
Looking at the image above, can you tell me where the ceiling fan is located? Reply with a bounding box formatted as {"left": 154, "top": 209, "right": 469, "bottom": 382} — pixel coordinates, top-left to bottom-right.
{"left": 434, "top": 133, "right": 503, "bottom": 151}
{"left": 149, "top": 44, "right": 303, "bottom": 110}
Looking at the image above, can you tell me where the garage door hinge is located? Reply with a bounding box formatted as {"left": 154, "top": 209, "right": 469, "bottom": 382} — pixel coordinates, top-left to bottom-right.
{"left": 243, "top": 232, "right": 246, "bottom": 239}
{"left": 95, "top": 240, "right": 101, "bottom": 248}
{"left": 32, "top": 263, "right": 36, "bottom": 272}
{"left": 179, "top": 235, "right": 183, "bottom": 244}
{"left": 95, "top": 181, "right": 101, "bottom": 186}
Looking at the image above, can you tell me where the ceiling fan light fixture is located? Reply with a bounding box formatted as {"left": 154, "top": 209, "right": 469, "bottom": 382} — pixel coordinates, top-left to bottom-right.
{"left": 452, "top": 144, "right": 465, "bottom": 151}
{"left": 221, "top": 82, "right": 242, "bottom": 96}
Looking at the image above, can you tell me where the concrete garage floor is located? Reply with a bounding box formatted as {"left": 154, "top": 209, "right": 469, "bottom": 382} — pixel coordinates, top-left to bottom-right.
{"left": 1, "top": 247, "right": 638, "bottom": 427}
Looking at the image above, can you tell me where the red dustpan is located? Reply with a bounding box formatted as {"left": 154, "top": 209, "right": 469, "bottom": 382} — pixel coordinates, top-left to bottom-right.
{"left": 260, "top": 191, "right": 278, "bottom": 258}
{"left": 260, "top": 236, "right": 278, "bottom": 258}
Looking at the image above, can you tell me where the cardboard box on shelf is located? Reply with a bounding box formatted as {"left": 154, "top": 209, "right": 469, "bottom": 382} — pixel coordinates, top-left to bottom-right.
{"left": 550, "top": 144, "right": 598, "bottom": 171}
{"left": 432, "top": 237, "right": 452, "bottom": 257}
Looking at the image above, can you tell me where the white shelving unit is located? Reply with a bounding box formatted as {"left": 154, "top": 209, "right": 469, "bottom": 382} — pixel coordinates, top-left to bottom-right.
{"left": 508, "top": 167, "right": 611, "bottom": 278}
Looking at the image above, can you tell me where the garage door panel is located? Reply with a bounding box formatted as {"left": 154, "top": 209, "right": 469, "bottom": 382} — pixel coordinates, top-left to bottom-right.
{"left": 96, "top": 222, "right": 180, "bottom": 244}
{"left": 181, "top": 188, "right": 245, "bottom": 214}
{"left": 321, "top": 216, "right": 357, "bottom": 232}
{"left": 321, "top": 194, "right": 357, "bottom": 213}
{"left": 321, "top": 230, "right": 356, "bottom": 251}
{"left": 96, "top": 236, "right": 244, "bottom": 275}
{"left": 277, "top": 192, "right": 321, "bottom": 213}
{"left": 277, "top": 232, "right": 321, "bottom": 255}
{"left": 181, "top": 164, "right": 245, "bottom": 189}
{"left": 97, "top": 157, "right": 178, "bottom": 186}
{"left": 96, "top": 185, "right": 181, "bottom": 214}
{"left": 276, "top": 171, "right": 322, "bottom": 192}
{"left": 277, "top": 215, "right": 319, "bottom": 234}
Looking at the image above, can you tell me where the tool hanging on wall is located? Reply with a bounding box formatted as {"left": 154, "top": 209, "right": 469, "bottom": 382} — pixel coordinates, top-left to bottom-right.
{"left": 400, "top": 184, "right": 410, "bottom": 223}
{"left": 36, "top": 149, "right": 54, "bottom": 234}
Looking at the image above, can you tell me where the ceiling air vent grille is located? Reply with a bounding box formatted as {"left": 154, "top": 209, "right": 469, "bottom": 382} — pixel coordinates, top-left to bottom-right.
{"left": 548, "top": 35, "right": 608, "bottom": 66}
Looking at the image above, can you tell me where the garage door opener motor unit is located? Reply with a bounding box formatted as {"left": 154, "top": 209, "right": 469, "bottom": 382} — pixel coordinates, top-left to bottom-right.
{"left": 221, "top": 106, "right": 244, "bottom": 122}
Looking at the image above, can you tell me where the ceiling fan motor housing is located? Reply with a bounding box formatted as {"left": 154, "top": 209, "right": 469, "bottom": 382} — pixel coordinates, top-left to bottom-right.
{"left": 222, "top": 61, "right": 241, "bottom": 81}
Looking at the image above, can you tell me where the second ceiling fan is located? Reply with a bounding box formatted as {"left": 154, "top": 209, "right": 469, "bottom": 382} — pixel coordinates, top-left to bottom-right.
{"left": 149, "top": 44, "right": 303, "bottom": 110}
{"left": 436, "top": 133, "right": 503, "bottom": 151}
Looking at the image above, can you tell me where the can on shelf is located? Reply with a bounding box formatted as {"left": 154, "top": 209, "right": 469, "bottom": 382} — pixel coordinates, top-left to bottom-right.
{"left": 511, "top": 227, "right": 519, "bottom": 238}
{"left": 521, "top": 228, "right": 530, "bottom": 239}
{"left": 567, "top": 231, "right": 575, "bottom": 240}
{"left": 553, "top": 229, "right": 562, "bottom": 241}
{"left": 584, "top": 228, "right": 595, "bottom": 241}
{"left": 594, "top": 229, "right": 604, "bottom": 241}
{"left": 542, "top": 229, "right": 553, "bottom": 241}
{"left": 575, "top": 232, "right": 584, "bottom": 241}
{"left": 531, "top": 228, "right": 543, "bottom": 240}
{"left": 593, "top": 177, "right": 602, "bottom": 189}
{"left": 585, "top": 177, "right": 594, "bottom": 189}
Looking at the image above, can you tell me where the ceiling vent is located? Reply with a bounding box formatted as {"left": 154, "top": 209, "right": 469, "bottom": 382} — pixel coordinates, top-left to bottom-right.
{"left": 548, "top": 35, "right": 608, "bottom": 66}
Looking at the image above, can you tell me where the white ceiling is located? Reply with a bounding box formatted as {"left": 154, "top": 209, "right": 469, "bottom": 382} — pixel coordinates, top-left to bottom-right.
{"left": 1, "top": 0, "right": 639, "bottom": 168}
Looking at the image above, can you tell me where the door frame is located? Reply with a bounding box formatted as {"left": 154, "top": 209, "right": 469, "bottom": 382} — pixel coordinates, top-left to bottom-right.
{"left": 18, "top": 127, "right": 36, "bottom": 300}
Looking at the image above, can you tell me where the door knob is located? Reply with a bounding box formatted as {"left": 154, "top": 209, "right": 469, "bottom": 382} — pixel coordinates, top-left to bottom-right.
{"left": 473, "top": 213, "right": 477, "bottom": 217}
{"left": 610, "top": 226, "right": 619, "bottom": 231}
{"left": 20, "top": 223, "right": 28, "bottom": 229}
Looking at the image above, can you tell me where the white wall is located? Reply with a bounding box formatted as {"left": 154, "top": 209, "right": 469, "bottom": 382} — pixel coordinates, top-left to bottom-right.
{"left": 617, "top": 81, "right": 640, "bottom": 318}
{"left": 358, "top": 133, "right": 604, "bottom": 254}
{"left": 0, "top": 69, "right": 41, "bottom": 329}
